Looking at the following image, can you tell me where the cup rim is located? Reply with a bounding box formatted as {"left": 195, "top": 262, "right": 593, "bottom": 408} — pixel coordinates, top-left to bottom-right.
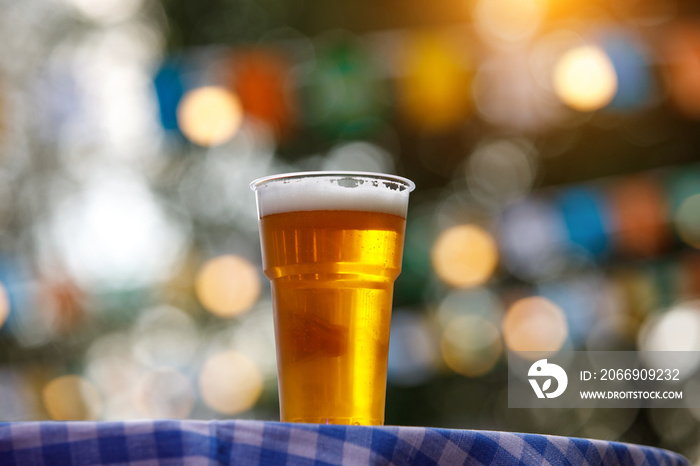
{"left": 249, "top": 171, "right": 416, "bottom": 192}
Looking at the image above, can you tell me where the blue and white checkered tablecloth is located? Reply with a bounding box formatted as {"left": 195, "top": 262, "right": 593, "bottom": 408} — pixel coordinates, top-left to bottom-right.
{"left": 0, "top": 420, "right": 689, "bottom": 465}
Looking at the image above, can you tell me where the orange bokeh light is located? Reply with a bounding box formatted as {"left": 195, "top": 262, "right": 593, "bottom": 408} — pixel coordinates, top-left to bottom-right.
{"left": 42, "top": 375, "right": 102, "bottom": 420}
{"left": 502, "top": 296, "right": 568, "bottom": 358}
{"left": 195, "top": 255, "right": 261, "bottom": 318}
{"left": 199, "top": 350, "right": 263, "bottom": 415}
{"left": 432, "top": 225, "right": 499, "bottom": 288}
{"left": 441, "top": 315, "right": 502, "bottom": 377}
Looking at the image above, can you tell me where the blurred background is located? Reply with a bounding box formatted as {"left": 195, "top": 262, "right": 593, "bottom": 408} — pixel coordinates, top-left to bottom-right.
{"left": 0, "top": 0, "right": 700, "bottom": 460}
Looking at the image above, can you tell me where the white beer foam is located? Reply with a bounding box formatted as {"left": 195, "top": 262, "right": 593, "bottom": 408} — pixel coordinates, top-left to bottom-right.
{"left": 252, "top": 173, "right": 412, "bottom": 218}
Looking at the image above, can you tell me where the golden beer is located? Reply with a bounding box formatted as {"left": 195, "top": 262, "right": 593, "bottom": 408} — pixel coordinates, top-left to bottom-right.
{"left": 251, "top": 172, "right": 413, "bottom": 425}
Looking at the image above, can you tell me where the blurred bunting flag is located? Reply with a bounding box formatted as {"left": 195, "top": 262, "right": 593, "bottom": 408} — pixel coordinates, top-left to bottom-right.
{"left": 397, "top": 32, "right": 472, "bottom": 132}
{"left": 302, "top": 34, "right": 386, "bottom": 138}
{"left": 610, "top": 176, "right": 669, "bottom": 257}
{"left": 154, "top": 60, "right": 186, "bottom": 132}
{"left": 229, "top": 49, "right": 297, "bottom": 139}
{"left": 665, "top": 21, "right": 700, "bottom": 119}
{"left": 602, "top": 30, "right": 655, "bottom": 112}
{"left": 557, "top": 187, "right": 609, "bottom": 257}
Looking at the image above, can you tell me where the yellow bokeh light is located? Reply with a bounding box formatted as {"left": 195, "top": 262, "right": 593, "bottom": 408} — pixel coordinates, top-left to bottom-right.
{"left": 195, "top": 255, "right": 261, "bottom": 317}
{"left": 199, "top": 350, "right": 263, "bottom": 415}
{"left": 474, "top": 0, "right": 546, "bottom": 43}
{"left": 502, "top": 296, "right": 568, "bottom": 359}
{"left": 431, "top": 225, "right": 499, "bottom": 288}
{"left": 441, "top": 315, "right": 502, "bottom": 377}
{"left": 675, "top": 194, "right": 700, "bottom": 249}
{"left": 177, "top": 86, "right": 243, "bottom": 147}
{"left": 0, "top": 283, "right": 10, "bottom": 330}
{"left": 42, "top": 375, "right": 102, "bottom": 420}
{"left": 552, "top": 46, "right": 618, "bottom": 111}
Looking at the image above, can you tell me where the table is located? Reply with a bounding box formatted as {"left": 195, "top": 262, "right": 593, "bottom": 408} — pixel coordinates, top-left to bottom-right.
{"left": 0, "top": 420, "right": 689, "bottom": 465}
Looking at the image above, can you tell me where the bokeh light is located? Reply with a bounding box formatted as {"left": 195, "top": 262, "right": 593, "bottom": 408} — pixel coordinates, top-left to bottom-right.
{"left": 44, "top": 168, "right": 187, "bottom": 289}
{"left": 198, "top": 350, "right": 263, "bottom": 415}
{"left": 42, "top": 375, "right": 102, "bottom": 421}
{"left": 639, "top": 301, "right": 700, "bottom": 352}
{"left": 431, "top": 224, "right": 498, "bottom": 288}
{"left": 64, "top": 0, "right": 144, "bottom": 23}
{"left": 499, "top": 199, "right": 569, "bottom": 281}
{"left": 195, "top": 255, "right": 261, "bottom": 318}
{"left": 639, "top": 301, "right": 700, "bottom": 375}
{"left": 552, "top": 45, "right": 618, "bottom": 112}
{"left": 388, "top": 312, "right": 440, "bottom": 385}
{"left": 530, "top": 30, "right": 586, "bottom": 93}
{"left": 441, "top": 314, "right": 502, "bottom": 377}
{"left": 675, "top": 194, "right": 700, "bottom": 249}
{"left": 135, "top": 369, "right": 194, "bottom": 419}
{"left": 0, "top": 282, "right": 9, "bottom": 330}
{"left": 436, "top": 287, "right": 503, "bottom": 328}
{"left": 132, "top": 305, "right": 199, "bottom": 369}
{"left": 176, "top": 120, "right": 275, "bottom": 229}
{"left": 322, "top": 141, "right": 395, "bottom": 173}
{"left": 586, "top": 314, "right": 639, "bottom": 351}
{"left": 474, "top": 0, "right": 546, "bottom": 44}
{"left": 177, "top": 86, "right": 244, "bottom": 147}
{"left": 56, "top": 25, "right": 163, "bottom": 159}
{"left": 467, "top": 139, "right": 537, "bottom": 206}
{"left": 230, "top": 305, "right": 277, "bottom": 377}
{"left": 84, "top": 331, "right": 143, "bottom": 418}
{"left": 473, "top": 51, "right": 561, "bottom": 130}
{"left": 502, "top": 296, "right": 568, "bottom": 358}
{"left": 538, "top": 277, "right": 599, "bottom": 346}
